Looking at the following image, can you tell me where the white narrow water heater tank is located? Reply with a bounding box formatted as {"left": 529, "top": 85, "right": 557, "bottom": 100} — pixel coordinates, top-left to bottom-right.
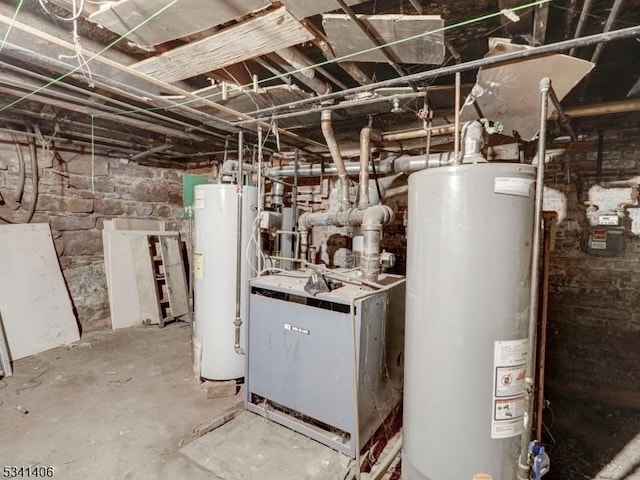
{"left": 192, "top": 183, "right": 258, "bottom": 381}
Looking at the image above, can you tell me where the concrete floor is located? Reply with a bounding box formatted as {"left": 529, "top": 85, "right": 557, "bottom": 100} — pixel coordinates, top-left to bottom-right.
{"left": 0, "top": 323, "right": 238, "bottom": 480}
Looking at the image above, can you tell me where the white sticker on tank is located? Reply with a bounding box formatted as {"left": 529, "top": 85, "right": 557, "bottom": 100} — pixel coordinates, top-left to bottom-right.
{"left": 195, "top": 189, "right": 205, "bottom": 209}
{"left": 494, "top": 177, "right": 534, "bottom": 197}
{"left": 491, "top": 339, "right": 528, "bottom": 439}
{"left": 193, "top": 252, "right": 203, "bottom": 279}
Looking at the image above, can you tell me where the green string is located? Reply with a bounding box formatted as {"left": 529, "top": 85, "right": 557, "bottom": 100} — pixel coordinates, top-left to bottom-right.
{"left": 0, "top": 0, "right": 24, "bottom": 54}
{"left": 110, "top": 0, "right": 552, "bottom": 117}
{"left": 0, "top": 0, "right": 180, "bottom": 113}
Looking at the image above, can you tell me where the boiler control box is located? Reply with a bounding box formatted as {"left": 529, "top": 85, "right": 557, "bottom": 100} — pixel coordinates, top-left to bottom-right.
{"left": 586, "top": 212, "right": 625, "bottom": 257}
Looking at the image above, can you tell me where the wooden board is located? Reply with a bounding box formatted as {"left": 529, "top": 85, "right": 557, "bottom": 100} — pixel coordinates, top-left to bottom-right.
{"left": 322, "top": 14, "right": 445, "bottom": 64}
{"left": 280, "top": 0, "right": 366, "bottom": 20}
{"left": 159, "top": 236, "right": 189, "bottom": 319}
{"left": 0, "top": 223, "right": 79, "bottom": 360}
{"left": 102, "top": 219, "right": 178, "bottom": 330}
{"left": 132, "top": 7, "right": 315, "bottom": 83}
{"left": 89, "top": 0, "right": 271, "bottom": 47}
{"left": 131, "top": 236, "right": 162, "bottom": 326}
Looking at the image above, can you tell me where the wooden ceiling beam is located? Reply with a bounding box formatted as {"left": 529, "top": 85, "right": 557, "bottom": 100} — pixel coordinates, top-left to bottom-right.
{"left": 131, "top": 7, "right": 315, "bottom": 83}
{"left": 0, "top": 14, "right": 325, "bottom": 149}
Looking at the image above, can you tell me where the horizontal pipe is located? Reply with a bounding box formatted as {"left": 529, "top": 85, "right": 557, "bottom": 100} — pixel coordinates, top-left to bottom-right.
{"left": 382, "top": 124, "right": 456, "bottom": 142}
{"left": 130, "top": 143, "right": 172, "bottom": 160}
{"left": 557, "top": 98, "right": 640, "bottom": 118}
{"left": 235, "top": 92, "right": 427, "bottom": 126}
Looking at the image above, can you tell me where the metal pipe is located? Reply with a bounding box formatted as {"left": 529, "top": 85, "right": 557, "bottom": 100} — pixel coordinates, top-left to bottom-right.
{"left": 234, "top": 130, "right": 245, "bottom": 356}
{"left": 548, "top": 89, "right": 576, "bottom": 141}
{"left": 454, "top": 72, "right": 461, "bottom": 164}
{"left": 129, "top": 143, "right": 172, "bottom": 161}
{"left": 246, "top": 26, "right": 640, "bottom": 119}
{"left": 382, "top": 124, "right": 455, "bottom": 142}
{"left": 393, "top": 152, "right": 456, "bottom": 172}
{"left": 320, "top": 110, "right": 350, "bottom": 210}
{"left": 292, "top": 148, "right": 299, "bottom": 257}
{"left": 557, "top": 98, "right": 640, "bottom": 118}
{"left": 359, "top": 127, "right": 380, "bottom": 209}
{"left": 518, "top": 77, "right": 550, "bottom": 480}
{"left": 590, "top": 0, "right": 625, "bottom": 65}
{"left": 235, "top": 92, "right": 427, "bottom": 126}
{"left": 382, "top": 185, "right": 408, "bottom": 199}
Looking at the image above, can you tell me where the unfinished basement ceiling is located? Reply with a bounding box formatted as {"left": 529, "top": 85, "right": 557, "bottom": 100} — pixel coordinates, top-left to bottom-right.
{"left": 0, "top": 0, "right": 638, "bottom": 163}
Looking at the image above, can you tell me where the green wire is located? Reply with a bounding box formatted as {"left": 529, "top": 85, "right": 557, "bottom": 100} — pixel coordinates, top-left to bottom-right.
{"left": 110, "top": 0, "right": 552, "bottom": 118}
{"left": 0, "top": 0, "right": 550, "bottom": 140}
{"left": 0, "top": 0, "right": 24, "bottom": 54}
{"left": 0, "top": 0, "right": 180, "bottom": 113}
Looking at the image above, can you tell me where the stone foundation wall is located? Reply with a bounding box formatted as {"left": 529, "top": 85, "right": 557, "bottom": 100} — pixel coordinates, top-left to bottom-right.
{"left": 0, "top": 136, "right": 185, "bottom": 330}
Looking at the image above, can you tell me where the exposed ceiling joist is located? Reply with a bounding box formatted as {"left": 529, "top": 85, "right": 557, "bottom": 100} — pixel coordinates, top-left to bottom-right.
{"left": 279, "top": 0, "right": 366, "bottom": 20}
{"left": 131, "top": 7, "right": 315, "bottom": 83}
{"left": 321, "top": 13, "right": 445, "bottom": 64}
{"left": 0, "top": 13, "right": 326, "bottom": 150}
{"left": 88, "top": 0, "right": 271, "bottom": 47}
{"left": 533, "top": 2, "right": 550, "bottom": 45}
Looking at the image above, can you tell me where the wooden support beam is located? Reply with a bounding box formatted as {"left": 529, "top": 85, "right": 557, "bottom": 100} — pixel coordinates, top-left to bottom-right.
{"left": 0, "top": 14, "right": 325, "bottom": 149}
{"left": 88, "top": 0, "right": 270, "bottom": 47}
{"left": 307, "top": 22, "right": 373, "bottom": 85}
{"left": 533, "top": 2, "right": 550, "bottom": 45}
{"left": 131, "top": 7, "right": 315, "bottom": 83}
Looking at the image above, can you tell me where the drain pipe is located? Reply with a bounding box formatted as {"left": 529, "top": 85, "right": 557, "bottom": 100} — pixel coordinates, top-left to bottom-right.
{"left": 321, "top": 110, "right": 350, "bottom": 210}
{"left": 234, "top": 130, "right": 245, "bottom": 356}
{"left": 518, "top": 77, "right": 550, "bottom": 480}
{"left": 358, "top": 126, "right": 381, "bottom": 209}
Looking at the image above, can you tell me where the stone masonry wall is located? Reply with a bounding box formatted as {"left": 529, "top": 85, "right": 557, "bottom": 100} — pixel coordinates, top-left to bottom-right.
{"left": 0, "top": 135, "right": 185, "bottom": 331}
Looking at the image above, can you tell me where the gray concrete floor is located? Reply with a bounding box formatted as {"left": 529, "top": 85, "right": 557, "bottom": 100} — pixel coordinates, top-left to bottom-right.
{"left": 0, "top": 323, "right": 236, "bottom": 480}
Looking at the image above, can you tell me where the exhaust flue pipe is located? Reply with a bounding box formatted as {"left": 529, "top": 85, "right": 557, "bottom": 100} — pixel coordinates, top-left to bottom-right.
{"left": 321, "top": 110, "right": 350, "bottom": 210}
{"left": 358, "top": 126, "right": 381, "bottom": 209}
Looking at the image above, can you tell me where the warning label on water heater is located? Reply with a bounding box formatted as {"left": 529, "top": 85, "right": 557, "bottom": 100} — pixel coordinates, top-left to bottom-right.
{"left": 491, "top": 339, "right": 528, "bottom": 439}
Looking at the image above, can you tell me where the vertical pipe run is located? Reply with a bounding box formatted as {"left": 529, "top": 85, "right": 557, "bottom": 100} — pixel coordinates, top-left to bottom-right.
{"left": 518, "top": 77, "right": 550, "bottom": 479}
{"left": 454, "top": 72, "right": 461, "bottom": 164}
{"left": 321, "top": 110, "right": 350, "bottom": 210}
{"left": 358, "top": 127, "right": 379, "bottom": 209}
{"left": 234, "top": 130, "right": 245, "bottom": 355}
{"left": 292, "top": 148, "right": 299, "bottom": 259}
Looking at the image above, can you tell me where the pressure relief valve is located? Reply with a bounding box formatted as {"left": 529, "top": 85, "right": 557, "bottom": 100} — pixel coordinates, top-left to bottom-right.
{"left": 528, "top": 441, "right": 550, "bottom": 480}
